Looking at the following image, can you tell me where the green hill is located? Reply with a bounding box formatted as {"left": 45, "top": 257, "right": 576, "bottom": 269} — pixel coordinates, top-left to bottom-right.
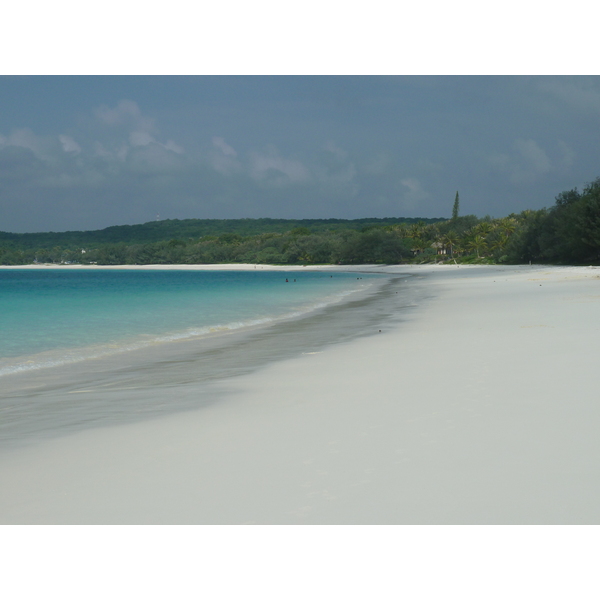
{"left": 0, "top": 217, "right": 445, "bottom": 251}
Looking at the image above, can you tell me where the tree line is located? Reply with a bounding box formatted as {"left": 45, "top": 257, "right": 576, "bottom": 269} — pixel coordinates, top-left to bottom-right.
{"left": 1, "top": 180, "right": 599, "bottom": 266}
{"left": 0, "top": 217, "right": 442, "bottom": 251}
{"left": 0, "top": 216, "right": 528, "bottom": 266}
{"left": 0, "top": 227, "right": 417, "bottom": 266}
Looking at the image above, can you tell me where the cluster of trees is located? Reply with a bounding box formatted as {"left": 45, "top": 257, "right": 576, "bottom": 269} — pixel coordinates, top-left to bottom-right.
{"left": 2, "top": 180, "right": 600, "bottom": 266}
{"left": 501, "top": 178, "right": 600, "bottom": 264}
{"left": 386, "top": 213, "right": 522, "bottom": 263}
{"left": 416, "top": 180, "right": 600, "bottom": 265}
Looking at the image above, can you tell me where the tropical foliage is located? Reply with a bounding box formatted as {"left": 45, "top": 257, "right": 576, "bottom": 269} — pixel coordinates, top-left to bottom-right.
{"left": 2, "top": 179, "right": 600, "bottom": 265}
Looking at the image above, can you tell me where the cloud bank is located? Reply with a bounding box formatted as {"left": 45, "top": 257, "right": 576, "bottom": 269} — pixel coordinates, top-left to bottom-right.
{"left": 1, "top": 76, "right": 600, "bottom": 232}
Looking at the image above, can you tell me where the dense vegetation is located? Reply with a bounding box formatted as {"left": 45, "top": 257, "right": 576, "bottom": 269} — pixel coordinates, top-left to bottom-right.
{"left": 0, "top": 217, "right": 441, "bottom": 250}
{"left": 501, "top": 177, "right": 600, "bottom": 264}
{"left": 0, "top": 217, "right": 442, "bottom": 265}
{"left": 1, "top": 179, "right": 600, "bottom": 266}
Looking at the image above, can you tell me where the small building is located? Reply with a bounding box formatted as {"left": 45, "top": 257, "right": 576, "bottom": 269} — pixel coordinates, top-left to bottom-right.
{"left": 431, "top": 242, "right": 448, "bottom": 255}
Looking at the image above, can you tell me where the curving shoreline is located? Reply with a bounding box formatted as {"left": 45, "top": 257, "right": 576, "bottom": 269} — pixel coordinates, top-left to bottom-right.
{"left": 1, "top": 263, "right": 600, "bottom": 523}
{"left": 0, "top": 267, "right": 398, "bottom": 446}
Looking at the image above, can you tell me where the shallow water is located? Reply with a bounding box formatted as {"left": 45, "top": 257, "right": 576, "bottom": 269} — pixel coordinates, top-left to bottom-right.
{"left": 0, "top": 268, "right": 429, "bottom": 448}
{"left": 0, "top": 269, "right": 378, "bottom": 377}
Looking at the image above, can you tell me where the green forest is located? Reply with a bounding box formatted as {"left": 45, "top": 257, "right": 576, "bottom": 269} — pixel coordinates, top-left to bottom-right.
{"left": 2, "top": 178, "right": 600, "bottom": 266}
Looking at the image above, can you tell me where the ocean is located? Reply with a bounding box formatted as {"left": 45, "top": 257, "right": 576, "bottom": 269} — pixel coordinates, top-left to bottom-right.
{"left": 0, "top": 268, "right": 380, "bottom": 376}
{"left": 1, "top": 267, "right": 412, "bottom": 446}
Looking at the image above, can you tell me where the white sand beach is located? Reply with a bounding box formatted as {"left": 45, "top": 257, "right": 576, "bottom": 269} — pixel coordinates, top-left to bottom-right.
{"left": 1, "top": 263, "right": 600, "bottom": 524}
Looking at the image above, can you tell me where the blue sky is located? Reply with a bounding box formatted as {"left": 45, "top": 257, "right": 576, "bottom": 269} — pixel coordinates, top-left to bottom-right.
{"left": 2, "top": 73, "right": 600, "bottom": 232}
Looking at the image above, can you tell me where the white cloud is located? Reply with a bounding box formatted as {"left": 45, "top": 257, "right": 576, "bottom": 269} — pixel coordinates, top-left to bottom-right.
{"left": 58, "top": 134, "right": 81, "bottom": 154}
{"left": 165, "top": 140, "right": 184, "bottom": 154}
{"left": 95, "top": 99, "right": 154, "bottom": 133}
{"left": 249, "top": 147, "right": 310, "bottom": 185}
{"left": 210, "top": 137, "right": 240, "bottom": 174}
{"left": 5, "top": 128, "right": 48, "bottom": 158}
{"left": 401, "top": 177, "right": 421, "bottom": 193}
{"left": 88, "top": 101, "right": 185, "bottom": 162}
{"left": 129, "top": 131, "right": 155, "bottom": 147}
{"left": 212, "top": 137, "right": 237, "bottom": 157}
{"left": 323, "top": 141, "right": 348, "bottom": 161}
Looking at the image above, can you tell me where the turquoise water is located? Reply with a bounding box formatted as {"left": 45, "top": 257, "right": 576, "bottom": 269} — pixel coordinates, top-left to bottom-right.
{"left": 0, "top": 268, "right": 379, "bottom": 377}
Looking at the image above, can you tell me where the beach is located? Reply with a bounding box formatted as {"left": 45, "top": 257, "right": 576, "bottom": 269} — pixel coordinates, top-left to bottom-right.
{"left": 1, "top": 263, "right": 599, "bottom": 524}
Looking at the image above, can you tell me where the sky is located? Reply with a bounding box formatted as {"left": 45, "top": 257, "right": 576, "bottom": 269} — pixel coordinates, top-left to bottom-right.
{"left": 1, "top": 75, "right": 600, "bottom": 233}
{"left": 1, "top": 0, "right": 599, "bottom": 234}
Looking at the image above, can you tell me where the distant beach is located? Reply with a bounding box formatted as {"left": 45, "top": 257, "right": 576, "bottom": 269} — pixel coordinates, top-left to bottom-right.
{"left": 1, "top": 263, "right": 600, "bottom": 524}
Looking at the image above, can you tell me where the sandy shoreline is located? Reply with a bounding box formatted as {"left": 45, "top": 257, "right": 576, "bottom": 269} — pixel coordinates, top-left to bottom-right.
{"left": 0, "top": 267, "right": 402, "bottom": 446}
{"left": 0, "top": 263, "right": 347, "bottom": 270}
{"left": 1, "top": 263, "right": 599, "bottom": 523}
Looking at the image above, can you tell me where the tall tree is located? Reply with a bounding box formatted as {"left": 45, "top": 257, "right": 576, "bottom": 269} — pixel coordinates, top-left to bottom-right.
{"left": 452, "top": 191, "right": 460, "bottom": 220}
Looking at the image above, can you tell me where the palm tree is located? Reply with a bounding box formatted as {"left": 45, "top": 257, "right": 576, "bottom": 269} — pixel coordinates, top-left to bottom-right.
{"left": 391, "top": 223, "right": 409, "bottom": 238}
{"left": 425, "top": 223, "right": 440, "bottom": 240}
{"left": 475, "top": 222, "right": 494, "bottom": 236}
{"left": 441, "top": 232, "right": 459, "bottom": 257}
{"left": 498, "top": 217, "right": 517, "bottom": 237}
{"left": 407, "top": 223, "right": 425, "bottom": 240}
{"left": 497, "top": 233, "right": 511, "bottom": 249}
{"left": 453, "top": 240, "right": 466, "bottom": 257}
{"left": 487, "top": 233, "right": 508, "bottom": 256}
{"left": 467, "top": 235, "right": 488, "bottom": 258}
